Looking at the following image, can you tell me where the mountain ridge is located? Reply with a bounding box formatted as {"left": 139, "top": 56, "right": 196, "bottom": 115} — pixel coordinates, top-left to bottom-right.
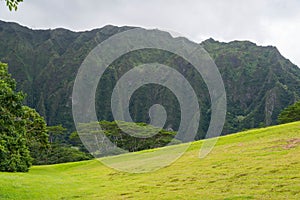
{"left": 0, "top": 20, "right": 299, "bottom": 137}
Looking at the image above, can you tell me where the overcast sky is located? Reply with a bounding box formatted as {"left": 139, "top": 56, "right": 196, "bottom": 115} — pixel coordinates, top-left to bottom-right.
{"left": 1, "top": 0, "right": 299, "bottom": 67}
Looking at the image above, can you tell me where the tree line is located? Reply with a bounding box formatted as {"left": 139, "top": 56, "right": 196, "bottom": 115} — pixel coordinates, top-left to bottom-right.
{"left": 1, "top": 61, "right": 300, "bottom": 172}
{"left": 0, "top": 62, "right": 91, "bottom": 172}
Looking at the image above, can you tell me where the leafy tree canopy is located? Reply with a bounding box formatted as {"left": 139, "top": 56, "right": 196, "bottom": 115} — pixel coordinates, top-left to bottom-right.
{"left": 0, "top": 62, "right": 48, "bottom": 172}
{"left": 47, "top": 125, "right": 67, "bottom": 144}
{"left": 77, "top": 120, "right": 181, "bottom": 157}
{"left": 278, "top": 101, "right": 300, "bottom": 124}
{"left": 4, "top": 0, "right": 23, "bottom": 11}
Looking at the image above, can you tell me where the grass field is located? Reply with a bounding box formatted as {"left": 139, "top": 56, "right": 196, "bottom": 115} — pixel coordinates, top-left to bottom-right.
{"left": 0, "top": 122, "right": 299, "bottom": 199}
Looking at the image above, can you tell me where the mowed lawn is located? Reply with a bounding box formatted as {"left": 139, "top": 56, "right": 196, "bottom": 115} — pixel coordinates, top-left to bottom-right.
{"left": 0, "top": 122, "right": 299, "bottom": 200}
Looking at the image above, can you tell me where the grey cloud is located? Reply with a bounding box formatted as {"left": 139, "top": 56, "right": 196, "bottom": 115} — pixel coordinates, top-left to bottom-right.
{"left": 0, "top": 0, "right": 299, "bottom": 66}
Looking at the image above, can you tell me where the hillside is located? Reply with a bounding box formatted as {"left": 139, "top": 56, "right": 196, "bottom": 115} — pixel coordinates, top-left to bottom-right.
{"left": 0, "top": 20, "right": 300, "bottom": 137}
{"left": 0, "top": 121, "right": 299, "bottom": 199}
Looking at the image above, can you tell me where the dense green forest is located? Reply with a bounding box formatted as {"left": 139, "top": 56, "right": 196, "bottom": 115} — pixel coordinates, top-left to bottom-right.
{"left": 74, "top": 120, "right": 180, "bottom": 157}
{"left": 0, "top": 61, "right": 182, "bottom": 170}
{"left": 277, "top": 100, "right": 300, "bottom": 124}
{"left": 0, "top": 62, "right": 92, "bottom": 171}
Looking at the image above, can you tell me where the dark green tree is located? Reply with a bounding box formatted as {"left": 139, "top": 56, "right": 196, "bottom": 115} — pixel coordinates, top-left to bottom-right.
{"left": 47, "top": 125, "right": 67, "bottom": 144}
{"left": 30, "top": 124, "right": 92, "bottom": 165}
{"left": 0, "top": 62, "right": 48, "bottom": 172}
{"left": 77, "top": 120, "right": 181, "bottom": 156}
{"left": 23, "top": 106, "right": 49, "bottom": 163}
{"left": 0, "top": 62, "right": 31, "bottom": 172}
{"left": 278, "top": 101, "right": 300, "bottom": 124}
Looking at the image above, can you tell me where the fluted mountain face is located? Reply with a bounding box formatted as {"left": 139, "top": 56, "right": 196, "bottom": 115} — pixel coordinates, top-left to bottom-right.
{"left": 1, "top": 20, "right": 299, "bottom": 138}
{"left": 202, "top": 39, "right": 300, "bottom": 132}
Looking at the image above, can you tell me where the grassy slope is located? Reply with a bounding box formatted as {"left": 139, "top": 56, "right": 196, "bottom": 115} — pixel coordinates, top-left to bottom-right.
{"left": 0, "top": 122, "right": 299, "bottom": 200}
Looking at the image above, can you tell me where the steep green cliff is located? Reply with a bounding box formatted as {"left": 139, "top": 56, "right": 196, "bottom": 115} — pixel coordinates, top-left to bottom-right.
{"left": 1, "top": 20, "right": 299, "bottom": 138}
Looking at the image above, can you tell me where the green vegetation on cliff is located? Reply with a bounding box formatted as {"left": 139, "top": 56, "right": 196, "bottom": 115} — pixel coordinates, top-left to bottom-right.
{"left": 0, "top": 20, "right": 299, "bottom": 139}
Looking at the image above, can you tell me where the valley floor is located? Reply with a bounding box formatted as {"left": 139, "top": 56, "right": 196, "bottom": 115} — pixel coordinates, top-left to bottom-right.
{"left": 0, "top": 122, "right": 300, "bottom": 199}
